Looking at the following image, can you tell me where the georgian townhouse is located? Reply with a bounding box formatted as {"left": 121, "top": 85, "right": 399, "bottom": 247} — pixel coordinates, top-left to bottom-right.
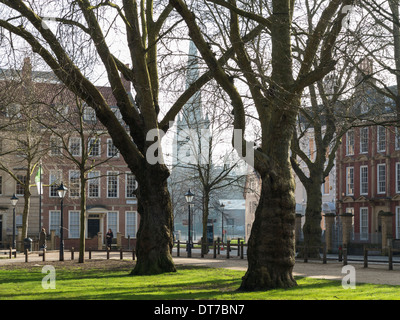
{"left": 0, "top": 57, "right": 138, "bottom": 250}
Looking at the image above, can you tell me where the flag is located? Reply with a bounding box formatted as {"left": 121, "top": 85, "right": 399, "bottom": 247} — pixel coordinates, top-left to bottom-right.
{"left": 35, "top": 165, "right": 43, "bottom": 195}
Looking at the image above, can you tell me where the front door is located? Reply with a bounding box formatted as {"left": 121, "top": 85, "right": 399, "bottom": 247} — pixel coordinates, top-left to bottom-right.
{"left": 88, "top": 219, "right": 100, "bottom": 239}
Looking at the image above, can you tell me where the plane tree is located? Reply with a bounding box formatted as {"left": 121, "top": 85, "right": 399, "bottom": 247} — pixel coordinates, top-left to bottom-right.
{"left": 170, "top": 0, "right": 355, "bottom": 290}
{"left": 0, "top": 0, "right": 262, "bottom": 274}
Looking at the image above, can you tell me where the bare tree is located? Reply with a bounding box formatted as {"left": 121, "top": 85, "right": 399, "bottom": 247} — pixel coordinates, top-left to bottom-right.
{"left": 0, "top": 0, "right": 261, "bottom": 274}
{"left": 171, "top": 0, "right": 354, "bottom": 290}
{"left": 0, "top": 59, "right": 50, "bottom": 240}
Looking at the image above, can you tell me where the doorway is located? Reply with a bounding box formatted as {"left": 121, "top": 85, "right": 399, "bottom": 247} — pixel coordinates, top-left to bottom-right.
{"left": 87, "top": 219, "right": 100, "bottom": 239}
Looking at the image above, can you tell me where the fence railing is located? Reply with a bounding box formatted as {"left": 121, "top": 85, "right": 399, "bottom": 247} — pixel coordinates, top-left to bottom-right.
{"left": 173, "top": 239, "right": 247, "bottom": 260}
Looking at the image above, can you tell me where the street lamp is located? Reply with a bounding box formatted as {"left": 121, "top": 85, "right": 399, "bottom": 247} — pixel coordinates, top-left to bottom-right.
{"left": 57, "top": 182, "right": 67, "bottom": 261}
{"left": 185, "top": 189, "right": 194, "bottom": 258}
{"left": 220, "top": 202, "right": 225, "bottom": 245}
{"left": 10, "top": 194, "right": 18, "bottom": 249}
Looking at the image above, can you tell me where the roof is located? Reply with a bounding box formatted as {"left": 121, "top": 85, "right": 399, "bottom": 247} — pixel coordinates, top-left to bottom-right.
{"left": 219, "top": 199, "right": 246, "bottom": 210}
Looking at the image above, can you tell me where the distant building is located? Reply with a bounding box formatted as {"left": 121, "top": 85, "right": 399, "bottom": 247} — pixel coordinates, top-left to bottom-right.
{"left": 336, "top": 59, "right": 400, "bottom": 247}
{"left": 169, "top": 41, "right": 246, "bottom": 242}
{"left": 0, "top": 57, "right": 138, "bottom": 249}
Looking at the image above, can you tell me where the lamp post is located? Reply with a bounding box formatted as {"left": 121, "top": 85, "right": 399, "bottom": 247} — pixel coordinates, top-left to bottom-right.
{"left": 10, "top": 194, "right": 18, "bottom": 249}
{"left": 220, "top": 202, "right": 225, "bottom": 246}
{"left": 185, "top": 189, "right": 194, "bottom": 258}
{"left": 57, "top": 183, "right": 67, "bottom": 261}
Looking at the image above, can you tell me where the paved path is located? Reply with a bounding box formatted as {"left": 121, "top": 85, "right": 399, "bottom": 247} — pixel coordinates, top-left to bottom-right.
{"left": 173, "top": 256, "right": 400, "bottom": 286}
{"left": 1, "top": 250, "right": 400, "bottom": 286}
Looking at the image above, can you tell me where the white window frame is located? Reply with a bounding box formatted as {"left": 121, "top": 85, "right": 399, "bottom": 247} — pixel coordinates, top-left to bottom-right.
{"left": 360, "top": 207, "right": 369, "bottom": 240}
{"left": 360, "top": 165, "right": 368, "bottom": 195}
{"left": 346, "top": 166, "right": 354, "bottom": 196}
{"left": 107, "top": 138, "right": 119, "bottom": 158}
{"left": 125, "top": 172, "right": 137, "bottom": 198}
{"left": 83, "top": 105, "right": 97, "bottom": 123}
{"left": 107, "top": 171, "right": 119, "bottom": 198}
{"left": 395, "top": 127, "right": 400, "bottom": 151}
{"left": 107, "top": 211, "right": 118, "bottom": 234}
{"left": 360, "top": 127, "right": 368, "bottom": 154}
{"left": 68, "top": 211, "right": 80, "bottom": 238}
{"left": 50, "top": 136, "right": 62, "bottom": 156}
{"left": 125, "top": 211, "right": 137, "bottom": 238}
{"left": 69, "top": 170, "right": 81, "bottom": 198}
{"left": 377, "top": 126, "right": 386, "bottom": 153}
{"left": 377, "top": 163, "right": 386, "bottom": 194}
{"left": 15, "top": 174, "right": 26, "bottom": 196}
{"left": 49, "top": 170, "right": 62, "bottom": 198}
{"left": 346, "top": 130, "right": 354, "bottom": 155}
{"left": 69, "top": 137, "right": 82, "bottom": 157}
{"left": 396, "top": 162, "right": 400, "bottom": 194}
{"left": 49, "top": 210, "right": 61, "bottom": 237}
{"left": 88, "top": 138, "right": 101, "bottom": 157}
{"left": 88, "top": 170, "right": 100, "bottom": 198}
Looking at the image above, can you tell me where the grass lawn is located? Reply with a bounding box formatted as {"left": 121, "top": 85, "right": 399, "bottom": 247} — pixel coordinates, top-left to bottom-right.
{"left": 0, "top": 261, "right": 399, "bottom": 300}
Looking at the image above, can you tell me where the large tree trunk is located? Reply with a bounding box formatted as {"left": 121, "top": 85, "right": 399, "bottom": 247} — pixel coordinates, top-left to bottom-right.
{"left": 240, "top": 171, "right": 297, "bottom": 290}
{"left": 131, "top": 163, "right": 176, "bottom": 275}
{"left": 240, "top": 110, "right": 297, "bottom": 291}
{"left": 302, "top": 177, "right": 323, "bottom": 259}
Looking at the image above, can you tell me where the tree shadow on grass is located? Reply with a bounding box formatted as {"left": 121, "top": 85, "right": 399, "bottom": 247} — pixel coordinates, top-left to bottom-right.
{"left": 0, "top": 265, "right": 380, "bottom": 300}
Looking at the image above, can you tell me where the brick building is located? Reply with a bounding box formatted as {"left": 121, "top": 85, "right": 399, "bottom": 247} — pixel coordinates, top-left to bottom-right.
{"left": 336, "top": 121, "right": 400, "bottom": 246}
{"left": 0, "top": 57, "right": 138, "bottom": 250}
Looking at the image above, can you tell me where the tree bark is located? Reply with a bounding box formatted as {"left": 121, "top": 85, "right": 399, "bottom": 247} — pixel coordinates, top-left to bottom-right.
{"left": 79, "top": 170, "right": 87, "bottom": 263}
{"left": 202, "top": 191, "right": 210, "bottom": 255}
{"left": 240, "top": 165, "right": 297, "bottom": 290}
{"left": 240, "top": 107, "right": 298, "bottom": 290}
{"left": 131, "top": 163, "right": 176, "bottom": 275}
{"left": 302, "top": 176, "right": 323, "bottom": 258}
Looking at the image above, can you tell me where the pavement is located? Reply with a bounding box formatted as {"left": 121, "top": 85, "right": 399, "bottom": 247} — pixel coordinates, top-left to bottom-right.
{"left": 1, "top": 250, "right": 400, "bottom": 286}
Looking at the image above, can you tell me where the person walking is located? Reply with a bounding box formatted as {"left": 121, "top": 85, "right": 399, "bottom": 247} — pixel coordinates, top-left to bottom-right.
{"left": 39, "top": 227, "right": 47, "bottom": 256}
{"left": 106, "top": 228, "right": 113, "bottom": 250}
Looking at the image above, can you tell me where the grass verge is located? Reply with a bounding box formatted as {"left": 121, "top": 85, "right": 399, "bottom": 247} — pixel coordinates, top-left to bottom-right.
{"left": 0, "top": 262, "right": 399, "bottom": 300}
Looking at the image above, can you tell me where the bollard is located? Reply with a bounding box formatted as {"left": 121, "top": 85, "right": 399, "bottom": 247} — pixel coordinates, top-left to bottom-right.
{"left": 71, "top": 247, "right": 74, "bottom": 260}
{"left": 89, "top": 248, "right": 92, "bottom": 260}
{"left": 240, "top": 241, "right": 244, "bottom": 259}
{"left": 9, "top": 247, "right": 12, "bottom": 259}
{"left": 304, "top": 246, "right": 308, "bottom": 263}
{"left": 177, "top": 240, "right": 180, "bottom": 257}
{"left": 201, "top": 238, "right": 204, "bottom": 258}
{"left": 227, "top": 241, "right": 230, "bottom": 259}
{"left": 42, "top": 248, "right": 46, "bottom": 261}
{"left": 389, "top": 247, "right": 393, "bottom": 271}
{"left": 343, "top": 245, "right": 347, "bottom": 266}
{"left": 363, "top": 246, "right": 368, "bottom": 268}
{"left": 213, "top": 241, "right": 216, "bottom": 259}
{"left": 25, "top": 248, "right": 28, "bottom": 262}
{"left": 107, "top": 247, "right": 110, "bottom": 259}
{"left": 120, "top": 248, "right": 123, "bottom": 260}
{"left": 217, "top": 238, "right": 221, "bottom": 255}
{"left": 323, "top": 244, "right": 327, "bottom": 264}
{"left": 132, "top": 249, "right": 136, "bottom": 260}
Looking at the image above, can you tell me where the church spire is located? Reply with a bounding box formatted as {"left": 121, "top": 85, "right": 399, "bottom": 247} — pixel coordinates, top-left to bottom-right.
{"left": 181, "top": 40, "right": 203, "bottom": 127}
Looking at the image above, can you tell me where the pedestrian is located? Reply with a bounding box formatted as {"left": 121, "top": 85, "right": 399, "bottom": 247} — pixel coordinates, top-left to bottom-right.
{"left": 38, "top": 227, "right": 47, "bottom": 257}
{"left": 106, "top": 228, "right": 113, "bottom": 250}
{"left": 39, "top": 227, "right": 47, "bottom": 249}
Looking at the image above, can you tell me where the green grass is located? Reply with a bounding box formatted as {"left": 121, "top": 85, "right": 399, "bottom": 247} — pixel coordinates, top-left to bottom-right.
{"left": 0, "top": 265, "right": 399, "bottom": 300}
